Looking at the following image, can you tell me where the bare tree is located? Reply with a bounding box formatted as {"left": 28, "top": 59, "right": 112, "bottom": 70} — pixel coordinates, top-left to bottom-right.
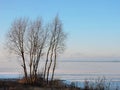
{"left": 27, "top": 19, "right": 42, "bottom": 82}
{"left": 51, "top": 25, "right": 66, "bottom": 82}
{"left": 7, "top": 18, "right": 28, "bottom": 82}
{"left": 27, "top": 18, "right": 48, "bottom": 83}
{"left": 7, "top": 18, "right": 48, "bottom": 84}
{"left": 43, "top": 24, "right": 56, "bottom": 80}
{"left": 44, "top": 15, "right": 66, "bottom": 83}
{"left": 7, "top": 15, "right": 66, "bottom": 85}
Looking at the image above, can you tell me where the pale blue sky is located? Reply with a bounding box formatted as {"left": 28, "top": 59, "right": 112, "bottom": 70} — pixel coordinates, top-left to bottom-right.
{"left": 0, "top": 0, "right": 120, "bottom": 59}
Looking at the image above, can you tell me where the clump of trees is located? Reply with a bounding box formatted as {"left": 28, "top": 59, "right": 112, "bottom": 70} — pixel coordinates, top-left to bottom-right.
{"left": 6, "top": 15, "right": 66, "bottom": 85}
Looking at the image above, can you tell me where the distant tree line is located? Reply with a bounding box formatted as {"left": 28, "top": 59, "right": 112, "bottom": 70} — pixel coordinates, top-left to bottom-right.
{"left": 6, "top": 15, "right": 66, "bottom": 84}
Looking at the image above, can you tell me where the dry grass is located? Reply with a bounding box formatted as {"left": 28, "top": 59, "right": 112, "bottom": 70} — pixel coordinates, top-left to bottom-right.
{"left": 0, "top": 79, "right": 81, "bottom": 90}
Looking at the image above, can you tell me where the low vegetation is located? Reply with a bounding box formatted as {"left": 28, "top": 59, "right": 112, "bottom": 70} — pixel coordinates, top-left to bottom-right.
{"left": 0, "top": 77, "right": 119, "bottom": 90}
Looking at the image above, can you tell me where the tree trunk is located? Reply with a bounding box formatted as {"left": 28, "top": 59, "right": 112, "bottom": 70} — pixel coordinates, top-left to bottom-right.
{"left": 51, "top": 50, "right": 57, "bottom": 82}
{"left": 43, "top": 47, "right": 50, "bottom": 80}
{"left": 21, "top": 52, "right": 28, "bottom": 83}
{"left": 46, "top": 42, "right": 55, "bottom": 83}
